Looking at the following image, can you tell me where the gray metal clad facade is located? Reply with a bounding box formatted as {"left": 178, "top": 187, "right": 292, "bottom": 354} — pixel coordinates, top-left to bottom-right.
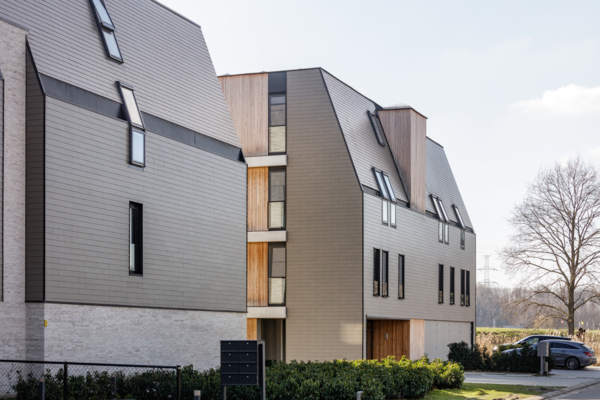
{"left": 321, "top": 71, "right": 409, "bottom": 204}
{"left": 0, "top": 75, "right": 3, "bottom": 300}
{"left": 0, "top": 0, "right": 241, "bottom": 148}
{"left": 43, "top": 97, "right": 247, "bottom": 311}
{"left": 286, "top": 69, "right": 364, "bottom": 361}
{"left": 425, "top": 138, "right": 473, "bottom": 229}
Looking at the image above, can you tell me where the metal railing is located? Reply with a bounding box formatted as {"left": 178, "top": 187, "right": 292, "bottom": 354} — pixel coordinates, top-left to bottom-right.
{"left": 0, "top": 359, "right": 181, "bottom": 400}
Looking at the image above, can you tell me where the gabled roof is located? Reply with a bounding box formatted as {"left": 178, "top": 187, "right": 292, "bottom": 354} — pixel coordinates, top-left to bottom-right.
{"left": 425, "top": 138, "right": 473, "bottom": 229}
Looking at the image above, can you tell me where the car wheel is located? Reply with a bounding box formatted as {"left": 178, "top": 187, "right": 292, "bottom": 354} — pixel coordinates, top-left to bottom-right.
{"left": 565, "top": 357, "right": 580, "bottom": 370}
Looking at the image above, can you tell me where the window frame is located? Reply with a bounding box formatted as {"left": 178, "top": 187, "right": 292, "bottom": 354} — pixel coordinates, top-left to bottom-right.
{"left": 116, "top": 81, "right": 145, "bottom": 129}
{"left": 268, "top": 93, "right": 287, "bottom": 155}
{"left": 453, "top": 205, "right": 466, "bottom": 229}
{"left": 398, "top": 255, "right": 405, "bottom": 300}
{"left": 382, "top": 251, "right": 389, "bottom": 297}
{"left": 390, "top": 202, "right": 396, "bottom": 227}
{"left": 382, "top": 199, "right": 388, "bottom": 225}
{"left": 437, "top": 198, "right": 450, "bottom": 222}
{"left": 382, "top": 173, "right": 396, "bottom": 203}
{"left": 129, "top": 202, "right": 143, "bottom": 276}
{"left": 444, "top": 223, "right": 450, "bottom": 245}
{"left": 373, "top": 248, "right": 380, "bottom": 296}
{"left": 367, "top": 111, "right": 386, "bottom": 146}
{"left": 450, "top": 267, "right": 455, "bottom": 305}
{"left": 438, "top": 221, "right": 444, "bottom": 243}
{"left": 372, "top": 168, "right": 389, "bottom": 199}
{"left": 268, "top": 167, "right": 286, "bottom": 230}
{"left": 438, "top": 264, "right": 444, "bottom": 304}
{"left": 431, "top": 194, "right": 443, "bottom": 220}
{"left": 268, "top": 243, "right": 286, "bottom": 306}
{"left": 129, "top": 127, "right": 146, "bottom": 167}
{"left": 89, "top": 0, "right": 123, "bottom": 62}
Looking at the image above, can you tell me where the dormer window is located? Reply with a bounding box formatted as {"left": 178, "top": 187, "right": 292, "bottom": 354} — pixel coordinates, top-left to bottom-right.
{"left": 367, "top": 111, "right": 386, "bottom": 146}
{"left": 372, "top": 168, "right": 389, "bottom": 200}
{"left": 382, "top": 173, "right": 396, "bottom": 203}
{"left": 453, "top": 205, "right": 465, "bottom": 229}
{"left": 89, "top": 0, "right": 123, "bottom": 62}
{"left": 431, "top": 195, "right": 449, "bottom": 244}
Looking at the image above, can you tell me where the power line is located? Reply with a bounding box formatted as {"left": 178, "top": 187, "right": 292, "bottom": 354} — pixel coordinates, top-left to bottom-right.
{"left": 477, "top": 255, "right": 498, "bottom": 285}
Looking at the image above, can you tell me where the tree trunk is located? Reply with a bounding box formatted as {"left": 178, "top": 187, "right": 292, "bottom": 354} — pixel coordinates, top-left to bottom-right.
{"left": 568, "top": 289, "right": 575, "bottom": 335}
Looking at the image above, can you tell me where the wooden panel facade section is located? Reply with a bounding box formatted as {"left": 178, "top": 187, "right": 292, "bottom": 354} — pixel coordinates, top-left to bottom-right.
{"left": 247, "top": 242, "right": 268, "bottom": 306}
{"left": 371, "top": 320, "right": 410, "bottom": 361}
{"left": 219, "top": 73, "right": 269, "bottom": 157}
{"left": 248, "top": 167, "right": 269, "bottom": 231}
{"left": 379, "top": 109, "right": 427, "bottom": 212}
{"left": 247, "top": 318, "right": 258, "bottom": 340}
{"left": 409, "top": 319, "right": 426, "bottom": 359}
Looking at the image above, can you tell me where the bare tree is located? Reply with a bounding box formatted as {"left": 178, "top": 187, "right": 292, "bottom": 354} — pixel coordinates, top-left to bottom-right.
{"left": 500, "top": 156, "right": 600, "bottom": 334}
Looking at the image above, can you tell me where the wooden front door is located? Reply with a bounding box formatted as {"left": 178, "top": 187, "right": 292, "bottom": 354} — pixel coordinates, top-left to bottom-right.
{"left": 369, "top": 320, "right": 410, "bottom": 361}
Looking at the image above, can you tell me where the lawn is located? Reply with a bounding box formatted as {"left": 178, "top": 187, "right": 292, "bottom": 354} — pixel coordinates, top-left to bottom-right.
{"left": 424, "top": 383, "right": 561, "bottom": 400}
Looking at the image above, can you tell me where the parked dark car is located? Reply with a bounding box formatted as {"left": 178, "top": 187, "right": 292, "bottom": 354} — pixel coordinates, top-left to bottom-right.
{"left": 502, "top": 340, "right": 597, "bottom": 370}
{"left": 493, "top": 335, "right": 571, "bottom": 352}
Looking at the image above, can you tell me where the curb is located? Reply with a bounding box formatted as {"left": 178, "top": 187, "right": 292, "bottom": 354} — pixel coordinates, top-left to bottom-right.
{"left": 529, "top": 378, "right": 600, "bottom": 400}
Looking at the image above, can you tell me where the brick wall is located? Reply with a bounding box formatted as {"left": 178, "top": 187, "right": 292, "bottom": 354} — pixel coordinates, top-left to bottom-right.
{"left": 0, "top": 19, "right": 28, "bottom": 359}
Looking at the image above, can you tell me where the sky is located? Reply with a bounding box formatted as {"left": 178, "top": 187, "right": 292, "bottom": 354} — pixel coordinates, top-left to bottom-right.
{"left": 160, "top": 0, "right": 600, "bottom": 286}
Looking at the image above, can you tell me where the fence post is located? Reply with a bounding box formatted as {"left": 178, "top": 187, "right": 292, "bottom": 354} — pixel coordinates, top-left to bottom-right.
{"left": 63, "top": 362, "right": 68, "bottom": 400}
{"left": 111, "top": 373, "right": 117, "bottom": 400}
{"left": 38, "top": 377, "right": 45, "bottom": 400}
{"left": 356, "top": 391, "right": 363, "bottom": 400}
{"left": 176, "top": 365, "right": 181, "bottom": 400}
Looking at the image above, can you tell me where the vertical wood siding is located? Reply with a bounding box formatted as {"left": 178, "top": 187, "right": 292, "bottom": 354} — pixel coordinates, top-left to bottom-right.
{"left": 371, "top": 320, "right": 410, "bottom": 361}
{"left": 247, "top": 318, "right": 258, "bottom": 340}
{"left": 247, "top": 167, "right": 268, "bottom": 231}
{"left": 247, "top": 242, "right": 268, "bottom": 307}
{"left": 219, "top": 74, "right": 268, "bottom": 156}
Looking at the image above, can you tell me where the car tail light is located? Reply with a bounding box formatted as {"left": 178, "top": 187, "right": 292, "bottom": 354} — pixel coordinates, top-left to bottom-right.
{"left": 584, "top": 352, "right": 593, "bottom": 357}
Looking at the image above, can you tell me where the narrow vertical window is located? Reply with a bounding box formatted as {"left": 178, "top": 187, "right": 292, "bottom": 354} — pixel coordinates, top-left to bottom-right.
{"left": 269, "top": 94, "right": 286, "bottom": 154}
{"left": 373, "top": 249, "right": 380, "bottom": 296}
{"left": 438, "top": 221, "right": 444, "bottom": 243}
{"left": 461, "top": 229, "right": 466, "bottom": 250}
{"left": 129, "top": 203, "right": 142, "bottom": 275}
{"left": 438, "top": 265, "right": 444, "bottom": 303}
{"left": 398, "top": 255, "right": 405, "bottom": 299}
{"left": 460, "top": 269, "right": 466, "bottom": 306}
{"left": 390, "top": 203, "right": 396, "bottom": 227}
{"left": 130, "top": 128, "right": 145, "bottom": 166}
{"left": 382, "top": 174, "right": 396, "bottom": 203}
{"left": 453, "top": 205, "right": 466, "bottom": 229}
{"left": 382, "top": 200, "right": 388, "bottom": 224}
{"left": 372, "top": 168, "right": 389, "bottom": 199}
{"left": 117, "top": 82, "right": 146, "bottom": 167}
{"left": 269, "top": 243, "right": 286, "bottom": 305}
{"left": 268, "top": 168, "right": 286, "bottom": 229}
{"left": 450, "top": 267, "right": 455, "bottom": 305}
{"left": 466, "top": 270, "right": 471, "bottom": 306}
{"left": 117, "top": 82, "right": 144, "bottom": 129}
{"left": 367, "top": 111, "right": 386, "bottom": 146}
{"left": 89, "top": 0, "right": 123, "bottom": 62}
{"left": 382, "top": 251, "right": 389, "bottom": 297}
{"left": 444, "top": 223, "right": 450, "bottom": 244}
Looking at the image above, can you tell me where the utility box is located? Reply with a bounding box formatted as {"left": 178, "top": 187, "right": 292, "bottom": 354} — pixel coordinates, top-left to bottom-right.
{"left": 220, "top": 340, "right": 266, "bottom": 400}
{"left": 537, "top": 342, "right": 550, "bottom": 357}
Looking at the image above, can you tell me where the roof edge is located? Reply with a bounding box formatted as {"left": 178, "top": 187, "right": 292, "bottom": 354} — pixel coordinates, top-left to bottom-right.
{"left": 426, "top": 136, "right": 444, "bottom": 148}
{"left": 0, "top": 14, "right": 29, "bottom": 31}
{"left": 150, "top": 0, "right": 202, "bottom": 30}
{"left": 380, "top": 105, "right": 428, "bottom": 120}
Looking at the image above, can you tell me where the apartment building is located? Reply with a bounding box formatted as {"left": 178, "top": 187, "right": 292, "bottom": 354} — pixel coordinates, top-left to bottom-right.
{"left": 0, "top": 0, "right": 247, "bottom": 368}
{"left": 219, "top": 69, "right": 476, "bottom": 362}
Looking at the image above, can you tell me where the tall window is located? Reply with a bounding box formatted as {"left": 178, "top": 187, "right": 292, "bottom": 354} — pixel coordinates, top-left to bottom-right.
{"left": 461, "top": 230, "right": 466, "bottom": 250}
{"left": 460, "top": 269, "right": 466, "bottom": 306}
{"left": 382, "top": 200, "right": 388, "bottom": 224}
{"left": 269, "top": 94, "right": 286, "bottom": 154}
{"left": 367, "top": 111, "right": 386, "bottom": 146}
{"left": 269, "top": 243, "right": 286, "bottom": 305}
{"left": 89, "top": 0, "right": 123, "bottom": 62}
{"left": 129, "top": 203, "right": 142, "bottom": 275}
{"left": 432, "top": 195, "right": 449, "bottom": 244}
{"left": 117, "top": 82, "right": 146, "bottom": 167}
{"left": 268, "top": 168, "right": 286, "bottom": 229}
{"left": 450, "top": 267, "right": 455, "bottom": 305}
{"left": 390, "top": 203, "right": 396, "bottom": 227}
{"left": 466, "top": 270, "right": 471, "bottom": 306}
{"left": 398, "top": 255, "right": 405, "bottom": 299}
{"left": 438, "top": 265, "right": 444, "bottom": 303}
{"left": 382, "top": 251, "right": 389, "bottom": 297}
{"left": 373, "top": 249, "right": 380, "bottom": 296}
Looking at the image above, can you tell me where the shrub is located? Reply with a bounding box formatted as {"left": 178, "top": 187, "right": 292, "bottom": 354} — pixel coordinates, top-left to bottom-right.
{"left": 447, "top": 341, "right": 491, "bottom": 371}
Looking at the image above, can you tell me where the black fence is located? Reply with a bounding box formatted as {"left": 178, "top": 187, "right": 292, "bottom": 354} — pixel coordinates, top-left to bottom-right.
{"left": 0, "top": 360, "right": 181, "bottom": 400}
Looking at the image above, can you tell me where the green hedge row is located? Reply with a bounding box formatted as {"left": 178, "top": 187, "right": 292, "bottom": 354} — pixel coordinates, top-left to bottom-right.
{"left": 13, "top": 356, "right": 464, "bottom": 400}
{"left": 447, "top": 341, "right": 555, "bottom": 373}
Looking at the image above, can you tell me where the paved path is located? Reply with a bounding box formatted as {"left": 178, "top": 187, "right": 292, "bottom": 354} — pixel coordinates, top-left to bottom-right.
{"left": 464, "top": 366, "right": 600, "bottom": 388}
{"left": 546, "top": 382, "right": 600, "bottom": 399}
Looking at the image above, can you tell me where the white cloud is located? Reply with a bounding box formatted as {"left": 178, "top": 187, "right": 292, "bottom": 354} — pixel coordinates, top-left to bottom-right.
{"left": 510, "top": 85, "right": 600, "bottom": 116}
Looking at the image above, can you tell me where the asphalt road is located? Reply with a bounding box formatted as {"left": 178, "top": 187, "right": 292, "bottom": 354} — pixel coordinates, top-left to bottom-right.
{"left": 547, "top": 382, "right": 600, "bottom": 399}
{"left": 464, "top": 366, "right": 600, "bottom": 387}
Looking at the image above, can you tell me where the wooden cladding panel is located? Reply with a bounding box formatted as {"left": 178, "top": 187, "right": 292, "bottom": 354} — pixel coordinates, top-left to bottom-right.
{"left": 409, "top": 319, "right": 425, "bottom": 360}
{"left": 219, "top": 74, "right": 269, "bottom": 157}
{"left": 247, "top": 318, "right": 258, "bottom": 340}
{"left": 371, "top": 320, "right": 411, "bottom": 361}
{"left": 379, "top": 109, "right": 426, "bottom": 212}
{"left": 247, "top": 242, "right": 268, "bottom": 307}
{"left": 248, "top": 167, "right": 269, "bottom": 231}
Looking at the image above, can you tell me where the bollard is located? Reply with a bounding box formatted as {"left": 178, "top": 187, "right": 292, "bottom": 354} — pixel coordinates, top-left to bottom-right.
{"left": 193, "top": 390, "right": 201, "bottom": 400}
{"left": 38, "top": 377, "right": 45, "bottom": 400}
{"left": 356, "top": 391, "right": 363, "bottom": 400}
{"left": 111, "top": 374, "right": 117, "bottom": 400}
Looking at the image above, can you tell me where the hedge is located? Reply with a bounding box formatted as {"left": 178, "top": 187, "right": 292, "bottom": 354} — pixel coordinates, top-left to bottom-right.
{"left": 447, "top": 341, "right": 555, "bottom": 373}
{"left": 12, "top": 356, "right": 464, "bottom": 400}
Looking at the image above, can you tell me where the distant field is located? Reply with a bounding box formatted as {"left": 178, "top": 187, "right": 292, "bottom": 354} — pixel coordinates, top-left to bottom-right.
{"left": 476, "top": 328, "right": 600, "bottom": 365}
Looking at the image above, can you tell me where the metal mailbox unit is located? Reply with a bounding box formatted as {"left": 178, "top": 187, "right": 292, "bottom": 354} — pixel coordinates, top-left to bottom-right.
{"left": 538, "top": 341, "right": 549, "bottom": 375}
{"left": 220, "top": 340, "right": 266, "bottom": 400}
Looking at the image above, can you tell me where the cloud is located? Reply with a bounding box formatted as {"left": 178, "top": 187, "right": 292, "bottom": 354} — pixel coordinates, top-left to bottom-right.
{"left": 510, "top": 85, "right": 600, "bottom": 116}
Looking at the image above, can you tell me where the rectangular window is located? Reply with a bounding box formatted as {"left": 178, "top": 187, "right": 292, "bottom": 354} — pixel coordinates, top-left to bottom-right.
{"left": 460, "top": 269, "right": 466, "bottom": 306}
{"left": 438, "top": 264, "right": 444, "bottom": 303}
{"left": 382, "top": 251, "right": 389, "bottom": 297}
{"left": 461, "top": 229, "right": 466, "bottom": 250}
{"left": 373, "top": 249, "right": 380, "bottom": 296}
{"left": 89, "top": 0, "right": 123, "bottom": 62}
{"left": 130, "top": 127, "right": 145, "bottom": 167}
{"left": 117, "top": 82, "right": 144, "bottom": 129}
{"left": 445, "top": 223, "right": 450, "bottom": 244}
{"left": 269, "top": 94, "right": 286, "bottom": 154}
{"left": 268, "top": 168, "right": 286, "bottom": 229}
{"left": 382, "top": 173, "right": 396, "bottom": 203}
{"left": 382, "top": 200, "right": 388, "bottom": 224}
{"left": 129, "top": 203, "right": 142, "bottom": 275}
{"left": 367, "top": 111, "right": 386, "bottom": 146}
{"left": 438, "top": 221, "right": 444, "bottom": 242}
{"left": 398, "top": 255, "right": 405, "bottom": 299}
{"left": 466, "top": 270, "right": 471, "bottom": 306}
{"left": 372, "top": 168, "right": 389, "bottom": 199}
{"left": 390, "top": 203, "right": 396, "bottom": 227}
{"left": 269, "top": 243, "right": 286, "bottom": 305}
{"left": 450, "top": 267, "right": 455, "bottom": 305}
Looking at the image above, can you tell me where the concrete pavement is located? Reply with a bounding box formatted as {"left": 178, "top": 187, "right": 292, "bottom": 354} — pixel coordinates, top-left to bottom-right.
{"left": 464, "top": 366, "right": 600, "bottom": 388}
{"left": 546, "top": 382, "right": 600, "bottom": 399}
